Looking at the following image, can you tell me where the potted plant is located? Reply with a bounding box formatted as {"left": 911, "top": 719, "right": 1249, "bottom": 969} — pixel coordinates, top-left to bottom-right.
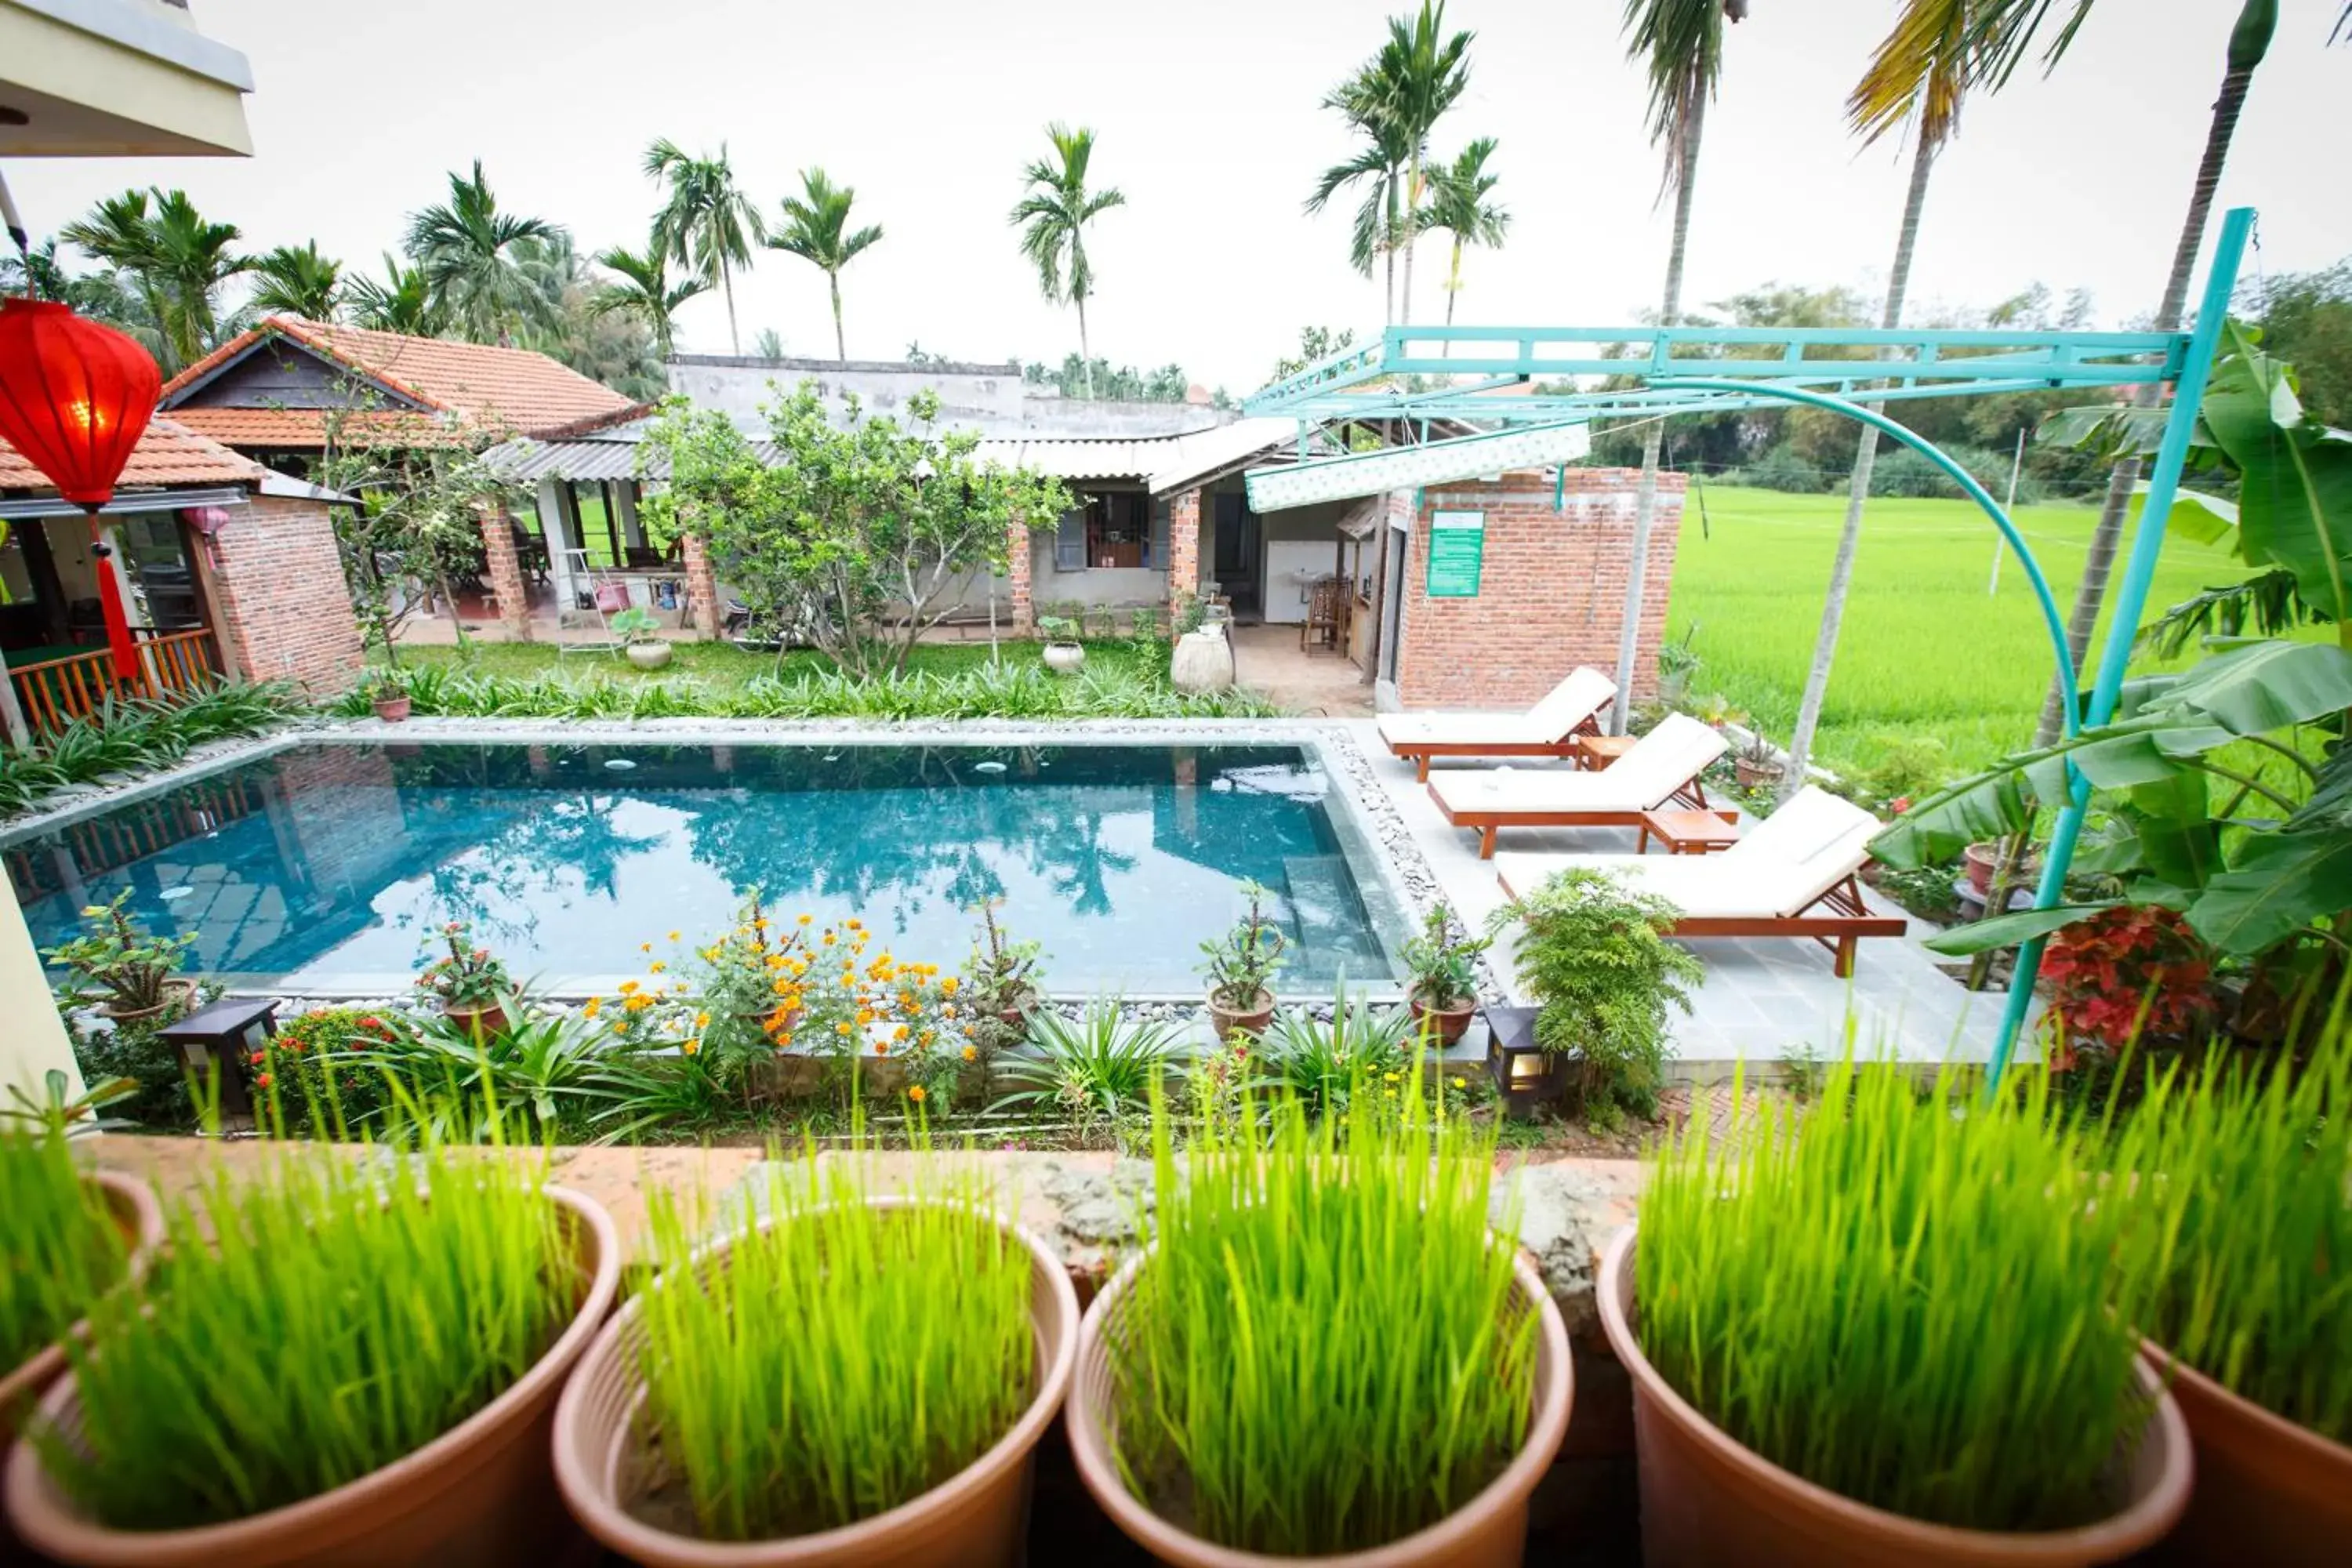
{"left": 414, "top": 920, "right": 514, "bottom": 1037}
{"left": 5, "top": 1127, "right": 620, "bottom": 1566}
{"left": 1599, "top": 1059, "right": 2190, "bottom": 1566}
{"left": 2104, "top": 1035, "right": 2352, "bottom": 1562}
{"left": 1068, "top": 1076, "right": 1573, "bottom": 1565}
{"left": 369, "top": 674, "right": 412, "bottom": 723}
{"left": 1400, "top": 906, "right": 1490, "bottom": 1045}
{"left": 1487, "top": 869, "right": 1700, "bottom": 1126}
{"left": 610, "top": 606, "right": 673, "bottom": 671}
{"left": 553, "top": 1153, "right": 1076, "bottom": 1565}
{"left": 39, "top": 894, "right": 196, "bottom": 1025}
{"left": 1199, "top": 879, "right": 1287, "bottom": 1042}
{"left": 1038, "top": 614, "right": 1085, "bottom": 674}
{"left": 963, "top": 899, "right": 1045, "bottom": 1099}
{"left": 1733, "top": 728, "right": 1784, "bottom": 793}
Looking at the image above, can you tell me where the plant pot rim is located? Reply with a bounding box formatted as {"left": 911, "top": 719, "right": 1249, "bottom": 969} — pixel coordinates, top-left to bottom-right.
{"left": 96, "top": 980, "right": 196, "bottom": 1025}
{"left": 1596, "top": 1225, "right": 2191, "bottom": 1559}
{"left": 2145, "top": 1335, "right": 2352, "bottom": 1472}
{"left": 5, "top": 1184, "right": 619, "bottom": 1563}
{"left": 1207, "top": 989, "right": 1273, "bottom": 1015}
{"left": 0, "top": 1173, "right": 165, "bottom": 1438}
{"left": 1068, "top": 1241, "right": 1573, "bottom": 1566}
{"left": 551, "top": 1193, "right": 1079, "bottom": 1564}
{"left": 1407, "top": 992, "right": 1477, "bottom": 1018}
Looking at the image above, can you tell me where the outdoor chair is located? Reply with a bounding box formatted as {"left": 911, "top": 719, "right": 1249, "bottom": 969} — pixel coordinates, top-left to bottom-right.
{"left": 1377, "top": 666, "right": 1618, "bottom": 781}
{"left": 554, "top": 548, "right": 626, "bottom": 657}
{"left": 1492, "top": 786, "right": 1908, "bottom": 976}
{"left": 1427, "top": 713, "right": 1728, "bottom": 858}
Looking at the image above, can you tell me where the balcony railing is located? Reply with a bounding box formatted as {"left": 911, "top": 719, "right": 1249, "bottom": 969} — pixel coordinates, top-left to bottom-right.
{"left": 9, "top": 628, "right": 222, "bottom": 736}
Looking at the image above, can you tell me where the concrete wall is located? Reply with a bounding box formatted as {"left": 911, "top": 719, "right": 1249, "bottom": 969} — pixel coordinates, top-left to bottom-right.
{"left": 1394, "top": 468, "right": 1685, "bottom": 709}
{"left": 666, "top": 356, "right": 1231, "bottom": 439}
{"left": 0, "top": 893, "right": 83, "bottom": 1106}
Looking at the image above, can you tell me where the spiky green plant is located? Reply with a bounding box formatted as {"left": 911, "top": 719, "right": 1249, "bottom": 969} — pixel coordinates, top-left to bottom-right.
{"left": 631, "top": 1151, "right": 1035, "bottom": 1541}
{"left": 2107, "top": 1022, "right": 2352, "bottom": 1444}
{"left": 1258, "top": 985, "right": 1418, "bottom": 1116}
{"left": 0, "top": 1132, "right": 130, "bottom": 1374}
{"left": 993, "top": 999, "right": 1180, "bottom": 1131}
{"left": 1637, "top": 1059, "right": 2153, "bottom": 1531}
{"left": 34, "top": 1116, "right": 580, "bottom": 1530}
{"left": 1104, "top": 1068, "right": 1537, "bottom": 1554}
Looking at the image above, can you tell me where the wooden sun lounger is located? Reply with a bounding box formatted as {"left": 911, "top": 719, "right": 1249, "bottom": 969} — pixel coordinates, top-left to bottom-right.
{"left": 1428, "top": 713, "right": 1729, "bottom": 858}
{"left": 1379, "top": 668, "right": 1617, "bottom": 782}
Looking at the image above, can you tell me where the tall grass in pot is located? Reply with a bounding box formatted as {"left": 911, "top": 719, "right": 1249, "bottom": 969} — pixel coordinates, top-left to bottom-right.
{"left": 1068, "top": 1067, "right": 1572, "bottom": 1565}
{"left": 2104, "top": 1014, "right": 2352, "bottom": 1563}
{"left": 0, "top": 1128, "right": 159, "bottom": 1445}
{"left": 2, "top": 1106, "right": 619, "bottom": 1566}
{"left": 1601, "top": 1059, "right": 2188, "bottom": 1566}
{"left": 552, "top": 1133, "right": 1077, "bottom": 1564}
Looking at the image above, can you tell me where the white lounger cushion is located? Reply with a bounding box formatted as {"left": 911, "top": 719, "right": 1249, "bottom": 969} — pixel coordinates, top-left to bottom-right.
{"left": 1429, "top": 714, "right": 1728, "bottom": 815}
{"left": 1494, "top": 787, "right": 1886, "bottom": 919}
{"left": 1377, "top": 667, "right": 1616, "bottom": 747}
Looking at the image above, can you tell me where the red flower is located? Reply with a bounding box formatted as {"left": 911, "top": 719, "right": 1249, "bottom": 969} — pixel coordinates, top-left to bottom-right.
{"left": 255, "top": 1072, "right": 273, "bottom": 1088}
{"left": 1889, "top": 796, "right": 1911, "bottom": 815}
{"left": 249, "top": 1050, "right": 267, "bottom": 1066}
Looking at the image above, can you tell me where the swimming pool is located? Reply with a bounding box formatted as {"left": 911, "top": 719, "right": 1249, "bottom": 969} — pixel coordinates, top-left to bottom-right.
{"left": 6, "top": 739, "right": 1408, "bottom": 996}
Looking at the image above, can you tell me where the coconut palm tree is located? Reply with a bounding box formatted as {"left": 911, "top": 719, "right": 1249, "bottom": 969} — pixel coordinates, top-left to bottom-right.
{"left": 590, "top": 237, "right": 708, "bottom": 360}
{"left": 1780, "top": 0, "right": 1995, "bottom": 794}
{"left": 644, "top": 139, "right": 764, "bottom": 356}
{"left": 247, "top": 241, "right": 343, "bottom": 320}
{"left": 403, "top": 161, "right": 563, "bottom": 346}
{"left": 1306, "top": 78, "right": 1414, "bottom": 325}
{"left": 1606, "top": 0, "right": 1748, "bottom": 734}
{"left": 1010, "top": 124, "right": 1125, "bottom": 399}
{"left": 60, "top": 187, "right": 253, "bottom": 373}
{"left": 768, "top": 168, "right": 884, "bottom": 362}
{"left": 346, "top": 253, "right": 443, "bottom": 336}
{"left": 1424, "top": 136, "right": 1509, "bottom": 336}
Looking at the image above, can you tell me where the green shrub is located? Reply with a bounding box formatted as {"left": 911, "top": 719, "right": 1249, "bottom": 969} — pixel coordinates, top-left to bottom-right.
{"left": 0, "top": 681, "right": 307, "bottom": 818}
{"left": 67, "top": 1012, "right": 196, "bottom": 1130}
{"left": 1734, "top": 444, "right": 1831, "bottom": 494}
{"left": 993, "top": 1000, "right": 1180, "bottom": 1134}
{"left": 1258, "top": 988, "right": 1417, "bottom": 1116}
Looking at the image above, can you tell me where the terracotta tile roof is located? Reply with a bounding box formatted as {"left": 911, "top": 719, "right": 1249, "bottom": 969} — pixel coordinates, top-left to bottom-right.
{"left": 165, "top": 406, "right": 465, "bottom": 449}
{"left": 162, "top": 317, "right": 639, "bottom": 441}
{"left": 0, "top": 416, "right": 266, "bottom": 495}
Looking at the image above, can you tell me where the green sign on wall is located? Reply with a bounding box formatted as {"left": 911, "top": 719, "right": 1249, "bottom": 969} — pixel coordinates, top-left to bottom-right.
{"left": 1426, "top": 510, "right": 1485, "bottom": 597}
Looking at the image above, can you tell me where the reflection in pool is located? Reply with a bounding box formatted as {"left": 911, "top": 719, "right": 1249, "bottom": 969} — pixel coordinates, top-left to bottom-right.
{"left": 7, "top": 742, "right": 1406, "bottom": 995}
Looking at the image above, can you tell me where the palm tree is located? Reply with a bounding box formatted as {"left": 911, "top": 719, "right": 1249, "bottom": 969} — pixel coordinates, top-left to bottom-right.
{"left": 403, "top": 161, "right": 564, "bottom": 346}
{"left": 1780, "top": 0, "right": 1991, "bottom": 794}
{"left": 753, "top": 327, "right": 786, "bottom": 359}
{"left": 1424, "top": 136, "right": 1509, "bottom": 336}
{"left": 248, "top": 241, "right": 343, "bottom": 320}
{"left": 1010, "top": 125, "right": 1126, "bottom": 399}
{"left": 644, "top": 139, "right": 764, "bottom": 356}
{"left": 590, "top": 237, "right": 708, "bottom": 360}
{"left": 60, "top": 187, "right": 253, "bottom": 373}
{"left": 1306, "top": 76, "right": 1414, "bottom": 324}
{"left": 1607, "top": 0, "right": 1748, "bottom": 734}
{"left": 768, "top": 169, "right": 884, "bottom": 363}
{"left": 346, "top": 253, "right": 443, "bottom": 335}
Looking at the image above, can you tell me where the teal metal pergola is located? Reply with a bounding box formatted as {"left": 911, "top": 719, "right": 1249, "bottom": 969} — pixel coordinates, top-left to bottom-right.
{"left": 1244, "top": 207, "right": 2256, "bottom": 1082}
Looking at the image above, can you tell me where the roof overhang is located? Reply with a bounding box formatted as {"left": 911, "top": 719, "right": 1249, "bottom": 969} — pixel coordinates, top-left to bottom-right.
{"left": 1246, "top": 422, "right": 1592, "bottom": 511}
{"left": 0, "top": 0, "right": 254, "bottom": 155}
{"left": 0, "top": 484, "right": 247, "bottom": 521}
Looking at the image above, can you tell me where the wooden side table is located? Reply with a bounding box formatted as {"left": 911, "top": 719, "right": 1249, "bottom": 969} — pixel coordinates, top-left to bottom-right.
{"left": 1637, "top": 808, "right": 1741, "bottom": 855}
{"left": 1575, "top": 734, "right": 1638, "bottom": 771}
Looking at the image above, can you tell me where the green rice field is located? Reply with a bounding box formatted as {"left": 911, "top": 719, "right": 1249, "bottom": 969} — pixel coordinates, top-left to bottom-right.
{"left": 1664, "top": 486, "right": 2251, "bottom": 782}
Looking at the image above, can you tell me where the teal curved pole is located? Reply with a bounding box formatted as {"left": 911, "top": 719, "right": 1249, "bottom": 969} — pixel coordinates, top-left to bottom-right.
{"left": 1646, "top": 377, "right": 2083, "bottom": 723}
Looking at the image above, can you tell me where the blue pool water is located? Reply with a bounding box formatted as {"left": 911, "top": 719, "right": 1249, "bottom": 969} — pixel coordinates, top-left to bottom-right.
{"left": 7, "top": 741, "right": 1406, "bottom": 995}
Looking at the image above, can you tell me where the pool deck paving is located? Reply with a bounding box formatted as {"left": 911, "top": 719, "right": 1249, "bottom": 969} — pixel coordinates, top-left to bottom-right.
{"left": 1331, "top": 719, "right": 2016, "bottom": 1075}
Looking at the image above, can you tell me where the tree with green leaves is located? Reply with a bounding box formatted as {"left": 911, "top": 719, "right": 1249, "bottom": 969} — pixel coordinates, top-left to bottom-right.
{"left": 345, "top": 252, "right": 442, "bottom": 336}
{"left": 1010, "top": 125, "right": 1125, "bottom": 399}
{"left": 1307, "top": 69, "right": 1414, "bottom": 325}
{"left": 592, "top": 234, "right": 709, "bottom": 360}
{"left": 516, "top": 232, "right": 664, "bottom": 401}
{"left": 768, "top": 168, "right": 884, "bottom": 363}
{"left": 644, "top": 139, "right": 764, "bottom": 356}
{"left": 1608, "top": 0, "right": 1748, "bottom": 735}
{"left": 1424, "top": 136, "right": 1508, "bottom": 336}
{"left": 753, "top": 327, "right": 786, "bottom": 360}
{"left": 247, "top": 241, "right": 343, "bottom": 320}
{"left": 60, "top": 188, "right": 253, "bottom": 374}
{"left": 403, "top": 161, "right": 563, "bottom": 346}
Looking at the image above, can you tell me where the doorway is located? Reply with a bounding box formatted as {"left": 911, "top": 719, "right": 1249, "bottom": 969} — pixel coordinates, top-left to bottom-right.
{"left": 1377, "top": 521, "right": 1408, "bottom": 685}
{"left": 1212, "top": 492, "right": 1261, "bottom": 619}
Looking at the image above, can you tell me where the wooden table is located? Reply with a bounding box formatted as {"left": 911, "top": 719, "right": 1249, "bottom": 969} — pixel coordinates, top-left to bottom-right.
{"left": 1637, "top": 808, "right": 1741, "bottom": 855}
{"left": 1575, "top": 734, "right": 1639, "bottom": 770}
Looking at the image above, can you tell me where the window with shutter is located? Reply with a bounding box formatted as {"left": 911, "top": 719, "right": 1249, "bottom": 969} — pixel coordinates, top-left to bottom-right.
{"left": 1054, "top": 510, "right": 1086, "bottom": 571}
{"left": 1148, "top": 500, "right": 1169, "bottom": 569}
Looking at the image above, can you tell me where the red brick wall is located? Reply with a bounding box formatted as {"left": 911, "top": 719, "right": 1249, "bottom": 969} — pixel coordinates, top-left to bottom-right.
{"left": 477, "top": 504, "right": 532, "bottom": 641}
{"left": 1005, "top": 514, "right": 1034, "bottom": 633}
{"left": 1394, "top": 467, "right": 1684, "bottom": 708}
{"left": 681, "top": 532, "right": 720, "bottom": 641}
{"left": 207, "top": 496, "right": 367, "bottom": 695}
{"left": 1167, "top": 489, "right": 1201, "bottom": 601}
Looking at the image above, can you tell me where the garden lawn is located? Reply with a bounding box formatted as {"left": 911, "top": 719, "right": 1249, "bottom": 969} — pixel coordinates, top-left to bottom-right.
{"left": 383, "top": 637, "right": 1164, "bottom": 694}
{"left": 1666, "top": 485, "right": 2256, "bottom": 780}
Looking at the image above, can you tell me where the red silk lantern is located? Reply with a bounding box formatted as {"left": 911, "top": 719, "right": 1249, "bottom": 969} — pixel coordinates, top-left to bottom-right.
{"left": 0, "top": 299, "right": 163, "bottom": 685}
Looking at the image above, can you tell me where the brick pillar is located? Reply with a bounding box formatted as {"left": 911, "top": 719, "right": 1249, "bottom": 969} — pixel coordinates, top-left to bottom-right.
{"left": 1006, "top": 514, "right": 1034, "bottom": 634}
{"left": 681, "top": 532, "right": 721, "bottom": 641}
{"left": 1167, "top": 488, "right": 1202, "bottom": 602}
{"left": 477, "top": 504, "right": 532, "bottom": 641}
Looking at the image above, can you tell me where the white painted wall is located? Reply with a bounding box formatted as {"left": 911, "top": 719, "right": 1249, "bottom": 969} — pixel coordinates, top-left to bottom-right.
{"left": 0, "top": 894, "right": 83, "bottom": 1107}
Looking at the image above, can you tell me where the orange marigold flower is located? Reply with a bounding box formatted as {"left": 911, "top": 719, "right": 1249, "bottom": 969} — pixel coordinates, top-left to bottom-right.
{"left": 822, "top": 932, "right": 836, "bottom": 946}
{"left": 876, "top": 1041, "right": 891, "bottom": 1056}
{"left": 908, "top": 1084, "right": 925, "bottom": 1103}
{"left": 640, "top": 942, "right": 652, "bottom": 953}
{"left": 941, "top": 976, "right": 960, "bottom": 996}
{"left": 835, "top": 1022, "right": 854, "bottom": 1036}
{"left": 855, "top": 1009, "right": 875, "bottom": 1025}
{"left": 941, "top": 1004, "right": 956, "bottom": 1018}
{"left": 583, "top": 997, "right": 603, "bottom": 1019}
{"left": 960, "top": 1044, "right": 978, "bottom": 1062}
{"left": 797, "top": 913, "right": 812, "bottom": 924}
{"left": 618, "top": 980, "right": 641, "bottom": 996}
{"left": 893, "top": 1023, "right": 910, "bottom": 1040}
{"left": 624, "top": 996, "right": 652, "bottom": 1012}
{"left": 649, "top": 960, "right": 667, "bottom": 974}
{"left": 683, "top": 1038, "right": 701, "bottom": 1056}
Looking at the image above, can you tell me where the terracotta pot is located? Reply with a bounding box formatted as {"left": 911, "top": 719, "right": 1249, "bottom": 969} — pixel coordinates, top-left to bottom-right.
{"left": 0, "top": 1174, "right": 164, "bottom": 1447}
{"left": 1068, "top": 1243, "right": 1573, "bottom": 1566}
{"left": 96, "top": 980, "right": 197, "bottom": 1027}
{"left": 1963, "top": 842, "right": 2000, "bottom": 896}
{"left": 5, "top": 1185, "right": 620, "bottom": 1568}
{"left": 1408, "top": 993, "right": 1478, "bottom": 1047}
{"left": 1043, "top": 642, "right": 1086, "bottom": 674}
{"left": 373, "top": 693, "right": 412, "bottom": 723}
{"left": 554, "top": 1197, "right": 1078, "bottom": 1566}
{"left": 1733, "top": 757, "right": 1783, "bottom": 793}
{"left": 441, "top": 999, "right": 510, "bottom": 1039}
{"left": 2149, "top": 1339, "right": 2352, "bottom": 1564}
{"left": 1206, "top": 989, "right": 1274, "bottom": 1044}
{"left": 626, "top": 641, "right": 673, "bottom": 672}
{"left": 1595, "top": 1227, "right": 2190, "bottom": 1566}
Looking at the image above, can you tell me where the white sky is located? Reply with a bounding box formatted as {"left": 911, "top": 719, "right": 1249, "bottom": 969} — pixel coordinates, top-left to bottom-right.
{"left": 8, "top": 0, "right": 2349, "bottom": 392}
